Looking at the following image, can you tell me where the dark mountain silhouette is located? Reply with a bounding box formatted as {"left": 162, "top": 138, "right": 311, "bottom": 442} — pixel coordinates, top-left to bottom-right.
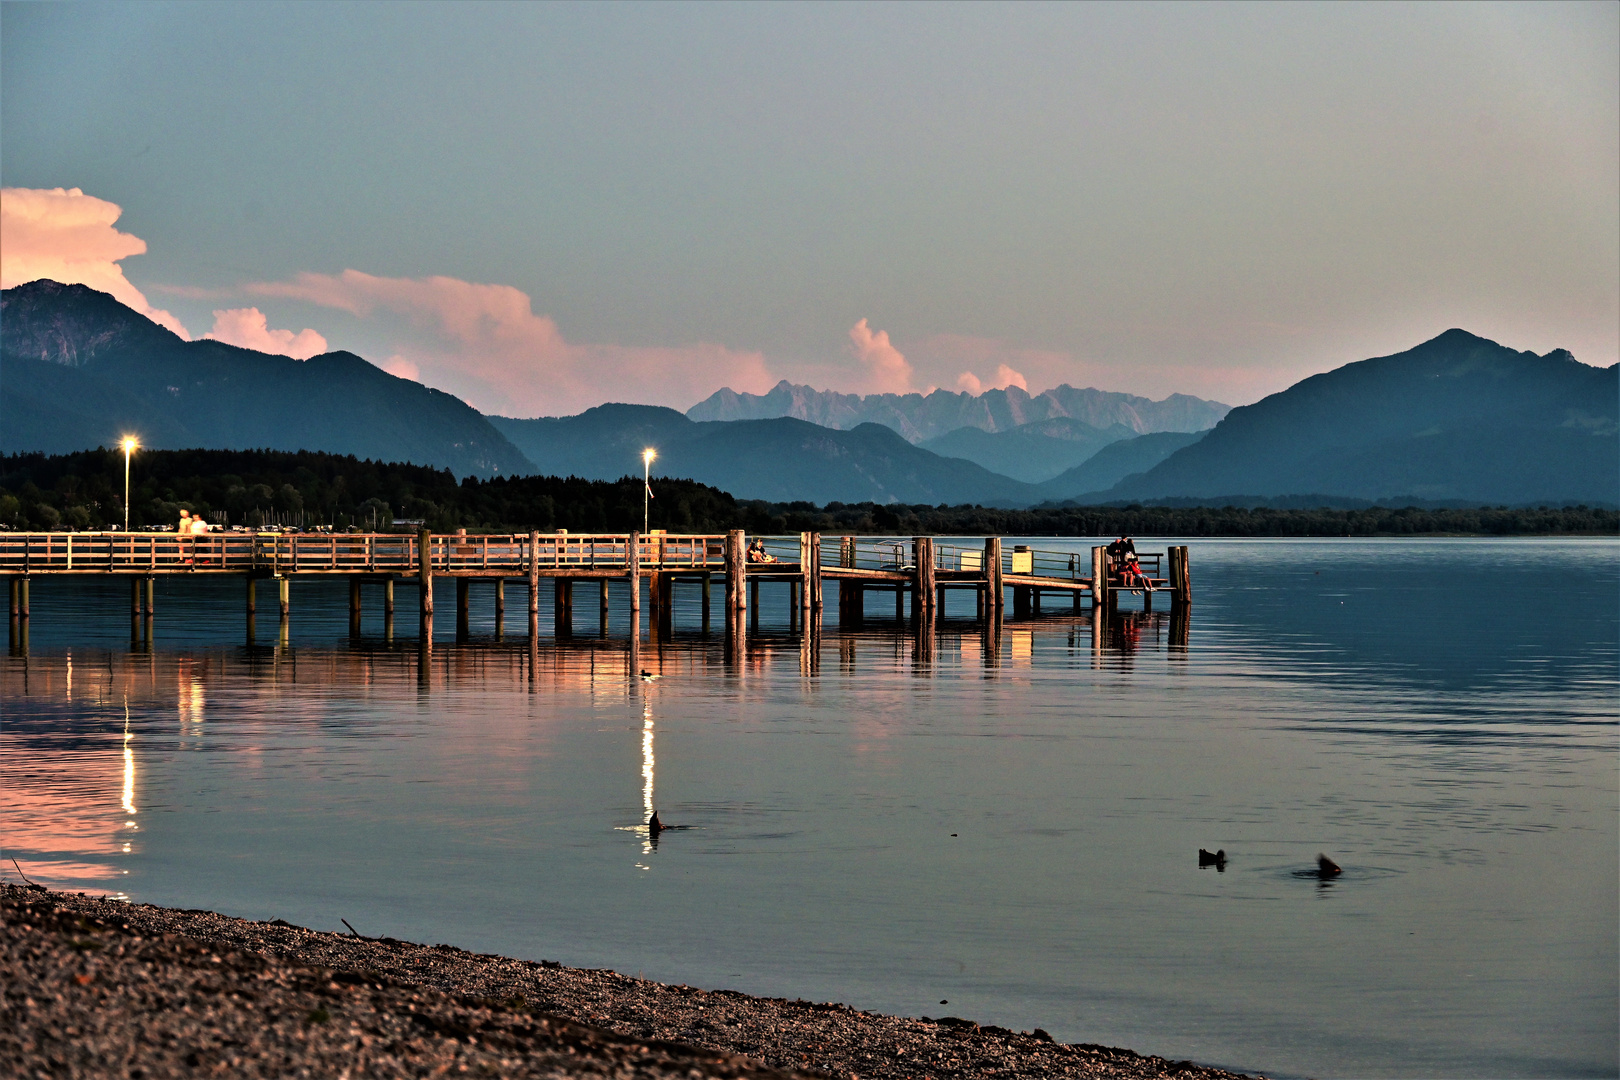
{"left": 1095, "top": 330, "right": 1618, "bottom": 505}
{"left": 1033, "top": 430, "right": 1206, "bottom": 500}
{"left": 490, "top": 405, "right": 1041, "bottom": 505}
{"left": 1, "top": 280, "right": 533, "bottom": 477}
{"left": 687, "top": 379, "right": 1229, "bottom": 442}
{"left": 919, "top": 416, "right": 1139, "bottom": 483}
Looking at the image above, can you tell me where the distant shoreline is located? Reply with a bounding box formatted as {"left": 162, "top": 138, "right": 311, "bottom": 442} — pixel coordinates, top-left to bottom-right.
{"left": 3, "top": 883, "right": 1263, "bottom": 1079}
{"left": 3, "top": 446, "right": 1615, "bottom": 539}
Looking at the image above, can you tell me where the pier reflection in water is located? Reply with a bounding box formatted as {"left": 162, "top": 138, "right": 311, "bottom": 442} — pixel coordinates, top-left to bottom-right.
{"left": 2, "top": 538, "right": 1615, "bottom": 1080}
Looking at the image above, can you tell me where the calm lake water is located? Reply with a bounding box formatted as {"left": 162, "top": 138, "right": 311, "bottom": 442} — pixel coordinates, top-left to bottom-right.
{"left": 3, "top": 538, "right": 1616, "bottom": 1079}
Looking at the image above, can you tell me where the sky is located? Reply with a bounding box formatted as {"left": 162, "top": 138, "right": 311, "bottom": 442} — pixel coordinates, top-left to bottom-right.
{"left": 2, "top": 1, "right": 1615, "bottom": 417}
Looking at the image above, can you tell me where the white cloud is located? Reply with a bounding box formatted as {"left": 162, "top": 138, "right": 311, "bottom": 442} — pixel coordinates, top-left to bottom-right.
{"left": 204, "top": 307, "right": 328, "bottom": 359}
{"left": 0, "top": 187, "right": 189, "bottom": 337}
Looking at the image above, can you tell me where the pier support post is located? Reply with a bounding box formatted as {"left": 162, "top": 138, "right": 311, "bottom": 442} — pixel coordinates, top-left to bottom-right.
{"left": 554, "top": 578, "right": 573, "bottom": 636}
{"left": 985, "top": 537, "right": 1003, "bottom": 615}
{"left": 628, "top": 531, "right": 641, "bottom": 630}
{"left": 384, "top": 578, "right": 395, "bottom": 616}
{"left": 798, "top": 533, "right": 816, "bottom": 622}
{"left": 528, "top": 531, "right": 540, "bottom": 619}
{"left": 456, "top": 577, "right": 470, "bottom": 619}
{"left": 724, "top": 530, "right": 745, "bottom": 614}
{"left": 1091, "top": 546, "right": 1108, "bottom": 613}
{"left": 246, "top": 577, "right": 256, "bottom": 616}
{"left": 895, "top": 583, "right": 905, "bottom": 621}
{"left": 701, "top": 572, "right": 711, "bottom": 628}
{"left": 1013, "top": 586, "right": 1029, "bottom": 618}
{"left": 809, "top": 533, "right": 823, "bottom": 614}
{"left": 749, "top": 578, "right": 760, "bottom": 630}
{"left": 495, "top": 578, "right": 505, "bottom": 622}
{"left": 1171, "top": 546, "right": 1191, "bottom": 609}
{"left": 419, "top": 530, "right": 434, "bottom": 616}
{"left": 600, "top": 579, "right": 611, "bottom": 634}
{"left": 916, "top": 537, "right": 936, "bottom": 615}
{"left": 277, "top": 576, "right": 290, "bottom": 618}
{"left": 132, "top": 578, "right": 143, "bottom": 617}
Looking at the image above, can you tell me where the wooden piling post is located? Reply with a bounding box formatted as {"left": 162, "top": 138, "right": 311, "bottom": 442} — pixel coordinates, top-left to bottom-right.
{"left": 456, "top": 578, "right": 470, "bottom": 619}
{"left": 495, "top": 578, "right": 505, "bottom": 622}
{"left": 133, "top": 578, "right": 144, "bottom": 617}
{"left": 809, "top": 533, "right": 823, "bottom": 613}
{"left": 418, "top": 530, "right": 434, "bottom": 616}
{"left": 350, "top": 577, "right": 363, "bottom": 617}
{"left": 917, "top": 537, "right": 936, "bottom": 614}
{"left": 895, "top": 583, "right": 905, "bottom": 621}
{"left": 986, "top": 537, "right": 1003, "bottom": 613}
{"left": 627, "top": 531, "right": 641, "bottom": 625}
{"left": 554, "top": 577, "right": 573, "bottom": 633}
{"left": 528, "top": 531, "right": 541, "bottom": 617}
{"left": 17, "top": 578, "right": 28, "bottom": 619}
{"left": 384, "top": 578, "right": 395, "bottom": 616}
{"left": 143, "top": 576, "right": 154, "bottom": 617}
{"left": 277, "top": 576, "right": 290, "bottom": 618}
{"left": 246, "top": 577, "right": 257, "bottom": 616}
{"left": 724, "top": 530, "right": 745, "bottom": 613}
{"left": 1174, "top": 546, "right": 1191, "bottom": 607}
{"left": 600, "top": 578, "right": 611, "bottom": 624}
{"left": 701, "top": 571, "right": 711, "bottom": 624}
{"left": 1091, "top": 546, "right": 1108, "bottom": 613}
{"left": 799, "top": 532, "right": 814, "bottom": 619}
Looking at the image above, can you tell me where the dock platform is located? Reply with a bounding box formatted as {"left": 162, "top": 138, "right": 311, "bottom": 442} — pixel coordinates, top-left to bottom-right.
{"left": 1, "top": 531, "right": 1190, "bottom": 636}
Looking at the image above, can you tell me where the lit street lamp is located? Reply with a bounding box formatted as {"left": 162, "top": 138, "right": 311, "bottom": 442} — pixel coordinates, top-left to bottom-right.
{"left": 642, "top": 448, "right": 657, "bottom": 535}
{"left": 120, "top": 436, "right": 139, "bottom": 532}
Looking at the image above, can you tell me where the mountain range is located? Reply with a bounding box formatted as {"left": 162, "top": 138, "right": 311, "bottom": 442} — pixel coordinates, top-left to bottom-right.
{"left": 489, "top": 407, "right": 1045, "bottom": 505}
{"left": 1086, "top": 329, "right": 1618, "bottom": 506}
{"left": 1, "top": 280, "right": 531, "bottom": 477}
{"left": 3, "top": 280, "right": 1614, "bottom": 508}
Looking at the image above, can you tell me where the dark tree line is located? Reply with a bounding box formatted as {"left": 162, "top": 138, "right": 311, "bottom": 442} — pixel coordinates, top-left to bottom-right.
{"left": 1, "top": 448, "right": 1613, "bottom": 537}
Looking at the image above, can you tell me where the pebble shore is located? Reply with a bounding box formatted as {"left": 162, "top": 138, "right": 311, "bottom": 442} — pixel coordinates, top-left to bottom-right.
{"left": 3, "top": 884, "right": 1262, "bottom": 1079}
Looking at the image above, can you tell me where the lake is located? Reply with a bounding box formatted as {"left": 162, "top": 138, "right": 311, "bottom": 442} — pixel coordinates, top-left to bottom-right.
{"left": 3, "top": 537, "right": 1615, "bottom": 1078}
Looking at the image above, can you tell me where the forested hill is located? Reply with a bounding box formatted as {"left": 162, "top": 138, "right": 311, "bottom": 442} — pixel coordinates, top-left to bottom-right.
{"left": 1, "top": 449, "right": 1613, "bottom": 538}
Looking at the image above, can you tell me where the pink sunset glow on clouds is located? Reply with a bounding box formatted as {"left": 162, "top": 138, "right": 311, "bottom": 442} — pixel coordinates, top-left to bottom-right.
{"left": 0, "top": 187, "right": 190, "bottom": 338}
{"left": 204, "top": 308, "right": 328, "bottom": 359}
{"left": 247, "top": 269, "right": 775, "bottom": 416}
{"left": 955, "top": 364, "right": 1028, "bottom": 396}
{"left": 848, "top": 318, "right": 914, "bottom": 394}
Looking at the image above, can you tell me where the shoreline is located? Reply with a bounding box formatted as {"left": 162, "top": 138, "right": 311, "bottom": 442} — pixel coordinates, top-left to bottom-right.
{"left": 3, "top": 884, "right": 1263, "bottom": 1079}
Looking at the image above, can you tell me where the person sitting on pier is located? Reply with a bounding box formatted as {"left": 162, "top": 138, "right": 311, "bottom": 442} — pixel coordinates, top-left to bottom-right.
{"left": 1106, "top": 534, "right": 1138, "bottom": 582}
{"left": 747, "top": 538, "right": 778, "bottom": 563}
{"left": 189, "top": 510, "right": 211, "bottom": 565}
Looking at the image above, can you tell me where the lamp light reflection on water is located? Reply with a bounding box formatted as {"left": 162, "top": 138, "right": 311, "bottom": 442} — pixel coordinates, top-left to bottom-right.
{"left": 640, "top": 698, "right": 655, "bottom": 862}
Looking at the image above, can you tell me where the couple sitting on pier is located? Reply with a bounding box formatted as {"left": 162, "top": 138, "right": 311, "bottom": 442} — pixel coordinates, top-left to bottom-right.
{"left": 746, "top": 538, "right": 778, "bottom": 564}
{"left": 1106, "top": 534, "right": 1150, "bottom": 589}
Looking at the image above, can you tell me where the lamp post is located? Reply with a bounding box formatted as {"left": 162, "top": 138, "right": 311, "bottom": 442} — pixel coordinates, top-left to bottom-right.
{"left": 120, "top": 436, "right": 139, "bottom": 532}
{"left": 642, "top": 448, "right": 657, "bottom": 535}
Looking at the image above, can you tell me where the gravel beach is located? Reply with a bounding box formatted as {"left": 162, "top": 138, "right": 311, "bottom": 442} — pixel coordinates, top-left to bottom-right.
{"left": 3, "top": 884, "right": 1262, "bottom": 1079}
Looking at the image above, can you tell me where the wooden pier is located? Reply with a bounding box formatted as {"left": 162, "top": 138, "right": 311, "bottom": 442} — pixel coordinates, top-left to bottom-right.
{"left": 0, "top": 530, "right": 1189, "bottom": 635}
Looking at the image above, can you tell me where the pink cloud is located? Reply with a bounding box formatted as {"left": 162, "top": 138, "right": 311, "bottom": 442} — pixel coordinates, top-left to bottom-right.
{"left": 203, "top": 307, "right": 328, "bottom": 359}
{"left": 246, "top": 269, "right": 775, "bottom": 415}
{"left": 955, "top": 363, "right": 1027, "bottom": 395}
{"left": 848, "top": 318, "right": 914, "bottom": 394}
{"left": 0, "top": 187, "right": 189, "bottom": 338}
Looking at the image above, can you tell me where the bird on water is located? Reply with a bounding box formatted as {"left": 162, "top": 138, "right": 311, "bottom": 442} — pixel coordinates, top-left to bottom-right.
{"left": 1317, "top": 853, "right": 1342, "bottom": 877}
{"left": 1198, "top": 848, "right": 1227, "bottom": 869}
{"left": 639, "top": 670, "right": 661, "bottom": 682}
{"left": 648, "top": 810, "right": 664, "bottom": 836}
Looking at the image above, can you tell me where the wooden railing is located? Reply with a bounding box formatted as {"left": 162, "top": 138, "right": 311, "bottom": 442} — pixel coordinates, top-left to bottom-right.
{"left": 0, "top": 532, "right": 731, "bottom": 575}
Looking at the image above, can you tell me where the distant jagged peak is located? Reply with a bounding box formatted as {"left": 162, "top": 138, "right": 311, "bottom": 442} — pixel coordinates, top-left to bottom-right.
{"left": 686, "top": 379, "right": 1231, "bottom": 442}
